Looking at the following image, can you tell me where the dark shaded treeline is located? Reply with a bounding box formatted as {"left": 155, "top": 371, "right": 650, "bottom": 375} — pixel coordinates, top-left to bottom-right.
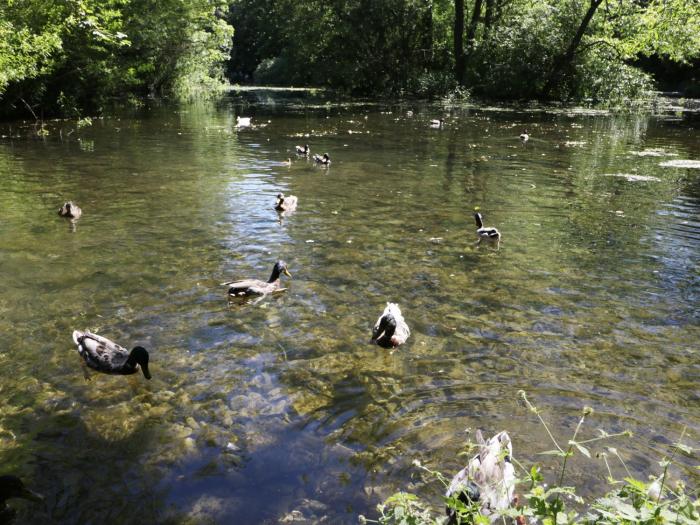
{"left": 226, "top": 0, "right": 699, "bottom": 101}
{"left": 1, "top": 0, "right": 699, "bottom": 119}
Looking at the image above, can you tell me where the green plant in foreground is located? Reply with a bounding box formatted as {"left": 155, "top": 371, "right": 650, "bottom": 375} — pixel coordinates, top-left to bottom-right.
{"left": 360, "top": 392, "right": 698, "bottom": 525}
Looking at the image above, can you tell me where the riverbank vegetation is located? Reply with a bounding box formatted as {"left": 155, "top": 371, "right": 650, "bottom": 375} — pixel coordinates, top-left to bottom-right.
{"left": 362, "top": 392, "right": 698, "bottom": 525}
{"left": 0, "top": 0, "right": 233, "bottom": 119}
{"left": 1, "top": 0, "right": 699, "bottom": 117}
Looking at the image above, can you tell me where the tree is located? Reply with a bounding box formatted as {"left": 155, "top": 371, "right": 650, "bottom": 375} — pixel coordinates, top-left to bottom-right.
{"left": 540, "top": 0, "right": 604, "bottom": 99}
{"left": 454, "top": 0, "right": 465, "bottom": 85}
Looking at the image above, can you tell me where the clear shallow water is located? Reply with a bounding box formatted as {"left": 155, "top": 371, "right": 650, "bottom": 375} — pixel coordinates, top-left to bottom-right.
{"left": 0, "top": 93, "right": 698, "bottom": 523}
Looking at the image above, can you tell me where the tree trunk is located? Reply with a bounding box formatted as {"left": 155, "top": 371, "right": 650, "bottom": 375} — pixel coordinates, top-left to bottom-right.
{"left": 484, "top": 0, "right": 495, "bottom": 39}
{"left": 540, "top": 0, "right": 604, "bottom": 99}
{"left": 465, "top": 0, "right": 483, "bottom": 53}
{"left": 423, "top": 0, "right": 433, "bottom": 64}
{"left": 454, "top": 0, "right": 465, "bottom": 85}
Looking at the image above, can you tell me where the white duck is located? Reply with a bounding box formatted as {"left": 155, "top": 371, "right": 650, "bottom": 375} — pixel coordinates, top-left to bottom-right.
{"left": 430, "top": 118, "right": 445, "bottom": 129}
{"left": 236, "top": 116, "right": 251, "bottom": 128}
{"left": 446, "top": 430, "right": 516, "bottom": 523}
{"left": 371, "top": 303, "right": 410, "bottom": 348}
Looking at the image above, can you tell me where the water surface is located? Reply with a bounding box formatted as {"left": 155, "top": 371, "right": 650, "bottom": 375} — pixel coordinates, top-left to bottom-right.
{"left": 1, "top": 93, "right": 698, "bottom": 523}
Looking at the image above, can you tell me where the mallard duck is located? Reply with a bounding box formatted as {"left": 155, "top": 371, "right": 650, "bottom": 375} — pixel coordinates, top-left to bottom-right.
{"left": 222, "top": 260, "right": 292, "bottom": 297}
{"left": 519, "top": 130, "right": 529, "bottom": 142}
{"left": 445, "top": 430, "right": 516, "bottom": 524}
{"left": 474, "top": 212, "right": 501, "bottom": 247}
{"left": 236, "top": 116, "right": 251, "bottom": 128}
{"left": 58, "top": 201, "right": 82, "bottom": 220}
{"left": 430, "top": 118, "right": 445, "bottom": 128}
{"left": 295, "top": 144, "right": 310, "bottom": 156}
{"left": 0, "top": 476, "right": 43, "bottom": 524}
{"left": 72, "top": 331, "right": 151, "bottom": 380}
{"left": 371, "top": 303, "right": 410, "bottom": 348}
{"left": 312, "top": 153, "right": 331, "bottom": 165}
{"left": 275, "top": 193, "right": 297, "bottom": 212}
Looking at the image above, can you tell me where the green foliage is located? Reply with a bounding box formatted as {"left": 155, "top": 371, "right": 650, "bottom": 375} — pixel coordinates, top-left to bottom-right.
{"left": 228, "top": 0, "right": 455, "bottom": 97}
{"left": 0, "top": 0, "right": 233, "bottom": 118}
{"left": 228, "top": 0, "right": 699, "bottom": 103}
{"left": 2, "top": 0, "right": 698, "bottom": 113}
{"left": 362, "top": 393, "right": 698, "bottom": 525}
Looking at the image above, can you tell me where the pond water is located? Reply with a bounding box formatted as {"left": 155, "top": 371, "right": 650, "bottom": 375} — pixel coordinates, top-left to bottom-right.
{"left": 0, "top": 92, "right": 698, "bottom": 524}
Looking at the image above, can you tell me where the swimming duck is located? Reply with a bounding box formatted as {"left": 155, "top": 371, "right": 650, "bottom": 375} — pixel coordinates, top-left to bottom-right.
{"left": 519, "top": 130, "right": 529, "bottom": 142}
{"left": 72, "top": 331, "right": 151, "bottom": 380}
{"left": 0, "top": 476, "right": 43, "bottom": 524}
{"left": 295, "top": 144, "right": 310, "bottom": 156}
{"left": 313, "top": 153, "right": 331, "bottom": 166}
{"left": 474, "top": 212, "right": 501, "bottom": 247}
{"left": 58, "top": 201, "right": 82, "bottom": 220}
{"left": 371, "top": 303, "right": 410, "bottom": 348}
{"left": 430, "top": 118, "right": 445, "bottom": 128}
{"left": 236, "top": 116, "right": 251, "bottom": 128}
{"left": 445, "top": 430, "right": 516, "bottom": 524}
{"left": 275, "top": 193, "right": 298, "bottom": 212}
{"left": 222, "top": 260, "right": 292, "bottom": 297}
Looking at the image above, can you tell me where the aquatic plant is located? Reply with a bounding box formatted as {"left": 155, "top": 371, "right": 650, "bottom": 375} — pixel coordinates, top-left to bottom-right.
{"left": 361, "top": 392, "right": 698, "bottom": 525}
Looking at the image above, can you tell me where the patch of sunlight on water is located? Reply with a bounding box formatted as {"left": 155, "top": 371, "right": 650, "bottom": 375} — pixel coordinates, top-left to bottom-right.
{"left": 0, "top": 96, "right": 698, "bottom": 524}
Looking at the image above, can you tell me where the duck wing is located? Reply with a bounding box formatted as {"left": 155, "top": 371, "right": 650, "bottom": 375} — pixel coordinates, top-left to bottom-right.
{"left": 73, "top": 330, "right": 130, "bottom": 373}
{"left": 224, "top": 279, "right": 270, "bottom": 296}
{"left": 477, "top": 227, "right": 500, "bottom": 238}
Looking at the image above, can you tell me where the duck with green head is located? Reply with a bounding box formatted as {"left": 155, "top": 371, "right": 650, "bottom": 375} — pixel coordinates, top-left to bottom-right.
{"left": 371, "top": 303, "right": 410, "bottom": 348}
{"left": 474, "top": 212, "right": 501, "bottom": 248}
{"left": 72, "top": 331, "right": 151, "bottom": 380}
{"left": 312, "top": 153, "right": 331, "bottom": 166}
{"left": 222, "top": 260, "right": 292, "bottom": 298}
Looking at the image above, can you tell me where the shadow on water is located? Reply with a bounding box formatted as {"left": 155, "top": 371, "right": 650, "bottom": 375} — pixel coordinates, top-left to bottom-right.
{"left": 0, "top": 94, "right": 698, "bottom": 523}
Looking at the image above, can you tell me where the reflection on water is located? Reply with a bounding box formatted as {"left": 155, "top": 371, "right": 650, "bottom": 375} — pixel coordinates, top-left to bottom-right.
{"left": 0, "top": 95, "right": 698, "bottom": 523}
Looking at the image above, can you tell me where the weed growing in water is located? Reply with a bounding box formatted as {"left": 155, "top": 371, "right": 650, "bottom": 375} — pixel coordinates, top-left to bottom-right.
{"left": 360, "top": 391, "right": 698, "bottom": 525}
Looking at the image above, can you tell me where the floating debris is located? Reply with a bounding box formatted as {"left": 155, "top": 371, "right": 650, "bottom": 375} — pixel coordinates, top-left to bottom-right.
{"left": 603, "top": 173, "right": 660, "bottom": 182}
{"left": 659, "top": 159, "right": 700, "bottom": 169}
{"left": 630, "top": 148, "right": 676, "bottom": 157}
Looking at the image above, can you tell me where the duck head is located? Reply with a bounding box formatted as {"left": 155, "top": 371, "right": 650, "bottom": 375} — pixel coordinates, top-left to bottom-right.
{"left": 275, "top": 193, "right": 285, "bottom": 210}
{"left": 269, "top": 260, "right": 292, "bottom": 282}
{"left": 127, "top": 346, "right": 151, "bottom": 379}
{"left": 371, "top": 313, "right": 397, "bottom": 346}
{"left": 0, "top": 476, "right": 43, "bottom": 505}
{"left": 58, "top": 202, "right": 74, "bottom": 216}
{"left": 474, "top": 212, "right": 484, "bottom": 229}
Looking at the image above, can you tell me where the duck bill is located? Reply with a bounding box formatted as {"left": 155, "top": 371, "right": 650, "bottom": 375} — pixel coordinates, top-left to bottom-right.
{"left": 19, "top": 487, "right": 44, "bottom": 503}
{"left": 283, "top": 269, "right": 292, "bottom": 278}
{"left": 141, "top": 364, "right": 152, "bottom": 380}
